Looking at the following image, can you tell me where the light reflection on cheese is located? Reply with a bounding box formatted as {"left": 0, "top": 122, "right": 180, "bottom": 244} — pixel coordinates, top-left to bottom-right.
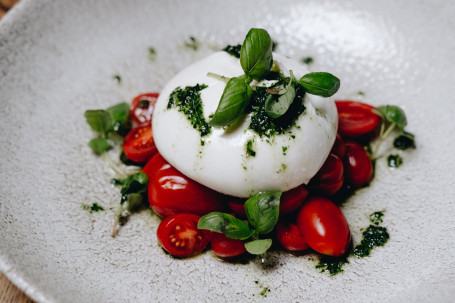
{"left": 152, "top": 52, "right": 338, "bottom": 197}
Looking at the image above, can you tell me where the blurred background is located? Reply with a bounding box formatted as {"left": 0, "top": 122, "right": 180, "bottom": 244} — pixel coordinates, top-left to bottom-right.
{"left": 1, "top": 2, "right": 34, "bottom": 302}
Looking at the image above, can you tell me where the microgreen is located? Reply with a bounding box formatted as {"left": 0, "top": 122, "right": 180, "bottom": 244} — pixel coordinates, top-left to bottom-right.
{"left": 88, "top": 138, "right": 111, "bottom": 155}
{"left": 198, "top": 191, "right": 281, "bottom": 256}
{"left": 298, "top": 72, "right": 340, "bottom": 97}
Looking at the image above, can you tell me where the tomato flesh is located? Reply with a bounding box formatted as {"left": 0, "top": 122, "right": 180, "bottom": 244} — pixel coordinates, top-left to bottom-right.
{"left": 335, "top": 100, "right": 381, "bottom": 137}
{"left": 211, "top": 232, "right": 246, "bottom": 258}
{"left": 344, "top": 141, "right": 373, "bottom": 188}
{"left": 276, "top": 221, "right": 310, "bottom": 252}
{"left": 297, "top": 197, "right": 351, "bottom": 256}
{"left": 309, "top": 153, "right": 344, "bottom": 196}
{"left": 148, "top": 165, "right": 227, "bottom": 218}
{"left": 157, "top": 213, "right": 211, "bottom": 258}
{"left": 130, "top": 93, "right": 159, "bottom": 125}
{"left": 123, "top": 125, "right": 157, "bottom": 163}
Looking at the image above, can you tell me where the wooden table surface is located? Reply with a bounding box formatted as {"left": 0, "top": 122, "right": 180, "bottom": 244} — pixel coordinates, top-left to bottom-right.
{"left": 1, "top": 3, "right": 35, "bottom": 303}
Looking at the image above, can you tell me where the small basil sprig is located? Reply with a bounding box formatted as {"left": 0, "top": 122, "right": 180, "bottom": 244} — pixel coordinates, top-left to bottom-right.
{"left": 198, "top": 191, "right": 282, "bottom": 255}
{"left": 370, "top": 105, "right": 415, "bottom": 164}
{"left": 265, "top": 71, "right": 296, "bottom": 118}
{"left": 84, "top": 102, "right": 130, "bottom": 154}
{"left": 240, "top": 28, "right": 273, "bottom": 80}
{"left": 209, "top": 77, "right": 253, "bottom": 127}
{"left": 298, "top": 72, "right": 340, "bottom": 97}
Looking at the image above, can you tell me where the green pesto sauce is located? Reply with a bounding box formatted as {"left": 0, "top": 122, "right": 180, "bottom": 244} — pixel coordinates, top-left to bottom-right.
{"left": 352, "top": 224, "right": 390, "bottom": 258}
{"left": 168, "top": 84, "right": 211, "bottom": 138}
{"left": 316, "top": 256, "right": 348, "bottom": 275}
{"left": 222, "top": 44, "right": 241, "bottom": 58}
{"left": 369, "top": 211, "right": 384, "bottom": 225}
{"left": 246, "top": 81, "right": 306, "bottom": 138}
{"left": 246, "top": 139, "right": 256, "bottom": 157}
{"left": 82, "top": 203, "right": 105, "bottom": 213}
{"left": 387, "top": 154, "right": 403, "bottom": 168}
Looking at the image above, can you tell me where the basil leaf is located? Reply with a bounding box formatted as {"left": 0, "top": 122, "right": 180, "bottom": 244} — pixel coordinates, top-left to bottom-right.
{"left": 298, "top": 72, "right": 340, "bottom": 97}
{"left": 240, "top": 28, "right": 273, "bottom": 80}
{"left": 244, "top": 239, "right": 272, "bottom": 255}
{"left": 88, "top": 138, "right": 111, "bottom": 155}
{"left": 113, "top": 172, "right": 149, "bottom": 204}
{"left": 126, "top": 193, "right": 144, "bottom": 213}
{"left": 198, "top": 212, "right": 252, "bottom": 240}
{"left": 209, "top": 77, "right": 253, "bottom": 127}
{"left": 84, "top": 110, "right": 113, "bottom": 135}
{"left": 265, "top": 73, "right": 296, "bottom": 118}
{"left": 106, "top": 102, "right": 130, "bottom": 125}
{"left": 244, "top": 191, "right": 282, "bottom": 234}
{"left": 375, "top": 105, "right": 407, "bottom": 129}
{"left": 393, "top": 131, "right": 416, "bottom": 150}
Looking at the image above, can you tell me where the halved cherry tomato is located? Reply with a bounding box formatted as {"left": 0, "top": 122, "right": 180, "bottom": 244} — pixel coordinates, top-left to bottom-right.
{"left": 344, "top": 141, "right": 373, "bottom": 188}
{"left": 276, "top": 221, "right": 310, "bottom": 252}
{"left": 130, "top": 93, "right": 158, "bottom": 124}
{"left": 308, "top": 153, "right": 344, "bottom": 196}
{"left": 335, "top": 100, "right": 381, "bottom": 137}
{"left": 142, "top": 152, "right": 171, "bottom": 180}
{"left": 210, "top": 232, "right": 246, "bottom": 258}
{"left": 157, "top": 213, "right": 211, "bottom": 258}
{"left": 123, "top": 125, "right": 157, "bottom": 163}
{"left": 280, "top": 186, "right": 309, "bottom": 216}
{"left": 148, "top": 165, "right": 227, "bottom": 218}
{"left": 297, "top": 197, "right": 351, "bottom": 256}
{"left": 331, "top": 133, "right": 346, "bottom": 159}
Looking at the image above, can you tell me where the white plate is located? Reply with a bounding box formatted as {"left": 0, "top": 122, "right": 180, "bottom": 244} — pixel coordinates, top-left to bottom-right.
{"left": 1, "top": 0, "right": 454, "bottom": 302}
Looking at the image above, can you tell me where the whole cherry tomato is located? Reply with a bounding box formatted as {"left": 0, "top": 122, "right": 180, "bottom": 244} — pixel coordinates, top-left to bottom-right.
{"left": 276, "top": 221, "right": 310, "bottom": 252}
{"left": 210, "top": 232, "right": 246, "bottom": 258}
{"left": 142, "top": 152, "right": 171, "bottom": 180}
{"left": 344, "top": 141, "right": 373, "bottom": 188}
{"left": 157, "top": 213, "right": 211, "bottom": 258}
{"left": 148, "top": 165, "right": 227, "bottom": 218}
{"left": 130, "top": 93, "right": 159, "bottom": 125}
{"left": 297, "top": 197, "right": 351, "bottom": 256}
{"left": 123, "top": 125, "right": 157, "bottom": 163}
{"left": 280, "top": 186, "right": 308, "bottom": 216}
{"left": 227, "top": 198, "right": 246, "bottom": 218}
{"left": 335, "top": 100, "right": 381, "bottom": 137}
{"left": 308, "top": 153, "right": 344, "bottom": 196}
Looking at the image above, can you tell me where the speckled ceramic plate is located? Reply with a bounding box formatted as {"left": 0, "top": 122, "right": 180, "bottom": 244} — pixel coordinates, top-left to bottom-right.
{"left": 1, "top": 0, "right": 454, "bottom": 302}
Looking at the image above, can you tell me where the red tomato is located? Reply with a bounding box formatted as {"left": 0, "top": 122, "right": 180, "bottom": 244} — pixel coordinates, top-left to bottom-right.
{"left": 157, "top": 213, "right": 211, "bottom": 258}
{"left": 210, "top": 232, "right": 246, "bottom": 258}
{"left": 148, "top": 166, "right": 227, "bottom": 218}
{"left": 142, "top": 152, "right": 171, "bottom": 180}
{"left": 335, "top": 100, "right": 381, "bottom": 137}
{"left": 130, "top": 93, "right": 158, "bottom": 124}
{"left": 331, "top": 133, "right": 346, "bottom": 159}
{"left": 297, "top": 197, "right": 351, "bottom": 256}
{"left": 308, "top": 154, "right": 344, "bottom": 196}
{"left": 123, "top": 125, "right": 157, "bottom": 163}
{"left": 276, "top": 221, "right": 310, "bottom": 252}
{"left": 280, "top": 186, "right": 309, "bottom": 216}
{"left": 227, "top": 198, "right": 246, "bottom": 218}
{"left": 344, "top": 141, "right": 373, "bottom": 188}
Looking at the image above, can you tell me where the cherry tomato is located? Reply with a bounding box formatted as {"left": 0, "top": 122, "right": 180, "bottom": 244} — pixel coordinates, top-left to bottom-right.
{"left": 331, "top": 133, "right": 346, "bottom": 159}
{"left": 308, "top": 153, "right": 344, "bottom": 196}
{"left": 142, "top": 152, "right": 171, "bottom": 180}
{"left": 276, "top": 221, "right": 310, "bottom": 252}
{"left": 157, "top": 213, "right": 211, "bottom": 258}
{"left": 210, "top": 232, "right": 246, "bottom": 258}
{"left": 148, "top": 165, "right": 227, "bottom": 218}
{"left": 344, "top": 141, "right": 373, "bottom": 188}
{"left": 130, "top": 93, "right": 158, "bottom": 124}
{"left": 297, "top": 197, "right": 351, "bottom": 256}
{"left": 227, "top": 198, "right": 246, "bottom": 218}
{"left": 335, "top": 100, "right": 381, "bottom": 137}
{"left": 280, "top": 186, "right": 309, "bottom": 216}
{"left": 123, "top": 125, "right": 157, "bottom": 163}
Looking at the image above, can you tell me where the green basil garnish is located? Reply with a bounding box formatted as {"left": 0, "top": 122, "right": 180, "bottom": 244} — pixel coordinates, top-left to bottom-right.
{"left": 244, "top": 239, "right": 273, "bottom": 255}
{"left": 265, "top": 71, "right": 297, "bottom": 118}
{"left": 240, "top": 28, "right": 273, "bottom": 80}
{"left": 209, "top": 77, "right": 253, "bottom": 127}
{"left": 244, "top": 191, "right": 281, "bottom": 234}
{"left": 298, "top": 72, "right": 340, "bottom": 97}
{"left": 106, "top": 102, "right": 129, "bottom": 126}
{"left": 375, "top": 105, "right": 407, "bottom": 129}
{"left": 198, "top": 212, "right": 252, "bottom": 240}
{"left": 88, "top": 138, "right": 111, "bottom": 155}
{"left": 84, "top": 110, "right": 113, "bottom": 136}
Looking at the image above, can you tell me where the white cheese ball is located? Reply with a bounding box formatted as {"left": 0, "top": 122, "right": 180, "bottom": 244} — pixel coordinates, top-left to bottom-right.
{"left": 152, "top": 52, "right": 338, "bottom": 197}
